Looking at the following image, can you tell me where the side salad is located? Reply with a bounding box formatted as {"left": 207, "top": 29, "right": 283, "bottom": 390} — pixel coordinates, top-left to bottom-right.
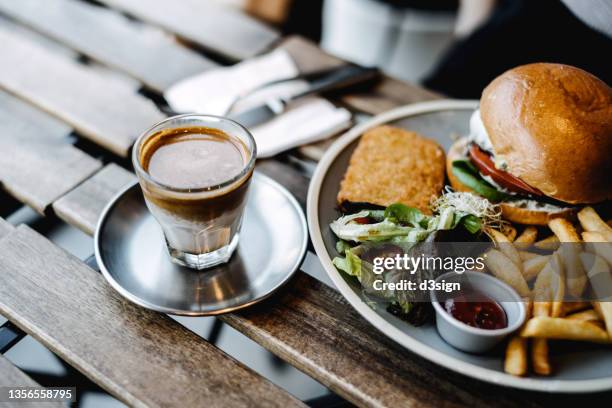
{"left": 330, "top": 191, "right": 501, "bottom": 325}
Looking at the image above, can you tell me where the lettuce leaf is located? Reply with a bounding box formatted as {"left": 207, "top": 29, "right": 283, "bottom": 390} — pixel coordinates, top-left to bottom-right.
{"left": 384, "top": 203, "right": 426, "bottom": 228}
{"left": 332, "top": 247, "right": 363, "bottom": 278}
{"left": 459, "top": 214, "right": 482, "bottom": 234}
{"left": 330, "top": 211, "right": 415, "bottom": 242}
{"left": 451, "top": 159, "right": 509, "bottom": 202}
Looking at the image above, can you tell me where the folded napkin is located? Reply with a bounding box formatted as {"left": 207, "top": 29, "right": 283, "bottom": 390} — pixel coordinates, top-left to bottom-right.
{"left": 164, "top": 49, "right": 351, "bottom": 158}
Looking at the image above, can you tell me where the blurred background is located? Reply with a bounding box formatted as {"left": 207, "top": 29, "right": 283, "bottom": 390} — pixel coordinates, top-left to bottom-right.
{"left": 1, "top": 1, "right": 610, "bottom": 407}
{"left": 247, "top": 0, "right": 611, "bottom": 96}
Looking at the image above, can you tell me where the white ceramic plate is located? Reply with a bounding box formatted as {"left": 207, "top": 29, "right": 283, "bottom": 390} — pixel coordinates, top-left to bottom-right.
{"left": 307, "top": 99, "right": 612, "bottom": 393}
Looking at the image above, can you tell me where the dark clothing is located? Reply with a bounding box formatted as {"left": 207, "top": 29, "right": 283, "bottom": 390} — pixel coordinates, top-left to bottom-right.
{"left": 424, "top": 0, "right": 612, "bottom": 98}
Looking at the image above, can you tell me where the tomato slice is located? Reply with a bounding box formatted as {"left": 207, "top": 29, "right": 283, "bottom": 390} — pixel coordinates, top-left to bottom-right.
{"left": 468, "top": 145, "right": 542, "bottom": 196}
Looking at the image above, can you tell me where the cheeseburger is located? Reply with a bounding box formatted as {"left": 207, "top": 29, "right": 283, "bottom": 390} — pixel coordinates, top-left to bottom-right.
{"left": 448, "top": 63, "right": 612, "bottom": 225}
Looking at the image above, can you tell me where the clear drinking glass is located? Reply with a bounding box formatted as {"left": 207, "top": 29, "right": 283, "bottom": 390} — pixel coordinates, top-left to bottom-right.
{"left": 132, "top": 114, "right": 256, "bottom": 270}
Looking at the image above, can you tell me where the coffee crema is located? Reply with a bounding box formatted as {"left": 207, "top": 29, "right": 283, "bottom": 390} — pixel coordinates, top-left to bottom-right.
{"left": 139, "top": 126, "right": 249, "bottom": 189}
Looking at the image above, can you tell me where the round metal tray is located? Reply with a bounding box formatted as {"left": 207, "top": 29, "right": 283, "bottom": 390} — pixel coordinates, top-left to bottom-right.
{"left": 96, "top": 172, "right": 307, "bottom": 315}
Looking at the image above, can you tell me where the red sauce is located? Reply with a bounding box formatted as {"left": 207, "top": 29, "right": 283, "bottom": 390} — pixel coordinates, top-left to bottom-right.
{"left": 443, "top": 290, "right": 507, "bottom": 330}
{"left": 353, "top": 217, "right": 372, "bottom": 224}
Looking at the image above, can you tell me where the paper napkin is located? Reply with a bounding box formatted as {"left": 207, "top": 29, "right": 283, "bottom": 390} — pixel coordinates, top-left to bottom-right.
{"left": 164, "top": 49, "right": 351, "bottom": 158}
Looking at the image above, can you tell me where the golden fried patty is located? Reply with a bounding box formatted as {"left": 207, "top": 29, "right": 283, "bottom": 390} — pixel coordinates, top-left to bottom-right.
{"left": 337, "top": 125, "right": 445, "bottom": 214}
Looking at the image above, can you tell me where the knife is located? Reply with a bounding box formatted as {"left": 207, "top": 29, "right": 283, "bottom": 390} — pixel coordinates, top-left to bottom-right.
{"left": 228, "top": 64, "right": 380, "bottom": 129}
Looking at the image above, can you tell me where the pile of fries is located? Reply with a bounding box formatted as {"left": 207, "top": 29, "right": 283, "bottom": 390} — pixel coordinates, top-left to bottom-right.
{"left": 482, "top": 207, "right": 612, "bottom": 377}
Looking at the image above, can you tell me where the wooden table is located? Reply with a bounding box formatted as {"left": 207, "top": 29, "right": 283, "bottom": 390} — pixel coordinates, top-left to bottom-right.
{"left": 0, "top": 1, "right": 609, "bottom": 407}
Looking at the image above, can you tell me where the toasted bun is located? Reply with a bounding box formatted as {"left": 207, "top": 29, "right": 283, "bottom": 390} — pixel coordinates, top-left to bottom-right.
{"left": 499, "top": 202, "right": 575, "bottom": 226}
{"left": 447, "top": 138, "right": 575, "bottom": 225}
{"left": 446, "top": 137, "right": 472, "bottom": 193}
{"left": 480, "top": 63, "right": 612, "bottom": 204}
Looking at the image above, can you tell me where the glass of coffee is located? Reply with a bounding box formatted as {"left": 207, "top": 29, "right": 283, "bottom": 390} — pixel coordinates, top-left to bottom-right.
{"left": 132, "top": 114, "right": 256, "bottom": 270}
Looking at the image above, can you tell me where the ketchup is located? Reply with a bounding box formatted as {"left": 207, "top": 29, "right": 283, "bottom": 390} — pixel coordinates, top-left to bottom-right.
{"left": 443, "top": 290, "right": 507, "bottom": 330}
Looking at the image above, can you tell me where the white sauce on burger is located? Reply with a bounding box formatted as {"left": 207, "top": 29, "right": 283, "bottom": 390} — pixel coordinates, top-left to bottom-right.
{"left": 467, "top": 109, "right": 508, "bottom": 171}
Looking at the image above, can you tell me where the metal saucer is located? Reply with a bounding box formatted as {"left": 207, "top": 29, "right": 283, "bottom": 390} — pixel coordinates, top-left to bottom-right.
{"left": 95, "top": 172, "right": 307, "bottom": 316}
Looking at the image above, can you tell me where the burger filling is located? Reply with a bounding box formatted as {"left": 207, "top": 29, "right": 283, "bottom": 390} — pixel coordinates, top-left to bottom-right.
{"left": 451, "top": 110, "right": 568, "bottom": 211}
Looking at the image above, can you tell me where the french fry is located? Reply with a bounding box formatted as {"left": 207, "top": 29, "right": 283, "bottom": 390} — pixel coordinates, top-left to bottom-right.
{"left": 582, "top": 232, "right": 612, "bottom": 265}
{"left": 532, "top": 253, "right": 562, "bottom": 302}
{"left": 581, "top": 252, "right": 611, "bottom": 293}
{"left": 515, "top": 226, "right": 538, "bottom": 248}
{"left": 592, "top": 302, "right": 612, "bottom": 338}
{"left": 531, "top": 338, "right": 551, "bottom": 375}
{"left": 549, "top": 218, "right": 581, "bottom": 242}
{"left": 531, "top": 265, "right": 553, "bottom": 376}
{"left": 521, "top": 316, "right": 609, "bottom": 343}
{"left": 523, "top": 255, "right": 549, "bottom": 281}
{"left": 531, "top": 298, "right": 552, "bottom": 375}
{"left": 487, "top": 228, "right": 523, "bottom": 269}
{"left": 533, "top": 301, "right": 551, "bottom": 317}
{"left": 578, "top": 207, "right": 612, "bottom": 241}
{"left": 519, "top": 251, "right": 539, "bottom": 261}
{"left": 505, "top": 299, "right": 531, "bottom": 377}
{"left": 484, "top": 249, "right": 530, "bottom": 296}
{"left": 505, "top": 336, "right": 528, "bottom": 376}
{"left": 503, "top": 225, "right": 517, "bottom": 242}
{"left": 550, "top": 254, "right": 566, "bottom": 318}
{"left": 562, "top": 301, "right": 591, "bottom": 315}
{"left": 523, "top": 298, "right": 533, "bottom": 317}
{"left": 549, "top": 219, "right": 586, "bottom": 296}
{"left": 566, "top": 309, "right": 600, "bottom": 323}
{"left": 583, "top": 231, "right": 609, "bottom": 243}
{"left": 581, "top": 252, "right": 612, "bottom": 337}
{"left": 535, "top": 235, "right": 560, "bottom": 250}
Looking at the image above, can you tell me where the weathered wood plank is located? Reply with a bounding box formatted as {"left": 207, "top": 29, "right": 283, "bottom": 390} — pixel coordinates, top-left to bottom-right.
{"left": 0, "top": 14, "right": 78, "bottom": 59}
{"left": 0, "top": 0, "right": 217, "bottom": 92}
{"left": 0, "top": 90, "right": 71, "bottom": 142}
{"left": 280, "top": 36, "right": 441, "bottom": 115}
{"left": 0, "top": 103, "right": 101, "bottom": 214}
{"left": 0, "top": 93, "right": 101, "bottom": 213}
{"left": 0, "top": 26, "right": 165, "bottom": 156}
{"left": 0, "top": 217, "right": 13, "bottom": 239}
{"left": 0, "top": 142, "right": 101, "bottom": 214}
{"left": 97, "top": 0, "right": 279, "bottom": 61}
{"left": 256, "top": 160, "right": 310, "bottom": 209}
{"left": 0, "top": 225, "right": 304, "bottom": 408}
{"left": 0, "top": 15, "right": 139, "bottom": 92}
{"left": 53, "top": 164, "right": 136, "bottom": 235}
{"left": 0, "top": 356, "right": 64, "bottom": 408}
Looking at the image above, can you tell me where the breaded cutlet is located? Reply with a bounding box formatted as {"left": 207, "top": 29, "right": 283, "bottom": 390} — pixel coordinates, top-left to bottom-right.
{"left": 337, "top": 125, "right": 445, "bottom": 215}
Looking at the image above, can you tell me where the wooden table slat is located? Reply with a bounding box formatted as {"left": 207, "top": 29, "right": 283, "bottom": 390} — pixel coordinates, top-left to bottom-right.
{"left": 0, "top": 94, "right": 102, "bottom": 213}
{"left": 0, "top": 0, "right": 217, "bottom": 92}
{"left": 97, "top": 0, "right": 279, "bottom": 61}
{"left": 0, "top": 217, "right": 13, "bottom": 239}
{"left": 0, "top": 225, "right": 304, "bottom": 408}
{"left": 52, "top": 163, "right": 136, "bottom": 235}
{"left": 0, "top": 14, "right": 78, "bottom": 59}
{"left": 0, "top": 14, "right": 139, "bottom": 91}
{"left": 0, "top": 90, "right": 71, "bottom": 142}
{"left": 0, "top": 25, "right": 166, "bottom": 157}
{"left": 0, "top": 355, "right": 64, "bottom": 408}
